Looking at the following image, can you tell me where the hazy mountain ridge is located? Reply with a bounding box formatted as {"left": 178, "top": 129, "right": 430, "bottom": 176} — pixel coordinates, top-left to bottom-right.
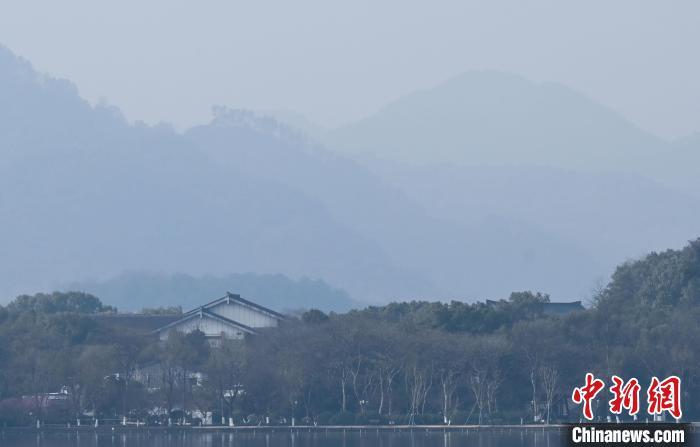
{"left": 324, "top": 71, "right": 700, "bottom": 198}
{"left": 319, "top": 70, "right": 700, "bottom": 291}
{"left": 0, "top": 45, "right": 425, "bottom": 305}
{"left": 185, "top": 108, "right": 602, "bottom": 300}
{"left": 363, "top": 159, "right": 700, "bottom": 277}
{"left": 65, "top": 271, "right": 357, "bottom": 313}
{"left": 2, "top": 44, "right": 697, "bottom": 306}
{"left": 326, "top": 71, "right": 665, "bottom": 172}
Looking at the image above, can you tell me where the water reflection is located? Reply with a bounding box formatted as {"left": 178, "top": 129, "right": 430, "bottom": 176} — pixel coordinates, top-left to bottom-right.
{"left": 2, "top": 429, "right": 568, "bottom": 447}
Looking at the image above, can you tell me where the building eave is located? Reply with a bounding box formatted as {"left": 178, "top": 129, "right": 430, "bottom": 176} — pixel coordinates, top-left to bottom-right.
{"left": 225, "top": 292, "right": 287, "bottom": 320}
{"left": 179, "top": 292, "right": 286, "bottom": 321}
{"left": 151, "top": 307, "right": 258, "bottom": 335}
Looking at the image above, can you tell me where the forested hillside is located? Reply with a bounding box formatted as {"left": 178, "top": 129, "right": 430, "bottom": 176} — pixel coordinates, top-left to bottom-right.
{"left": 1, "top": 240, "right": 699, "bottom": 426}
{"left": 0, "top": 44, "right": 611, "bottom": 304}
{"left": 0, "top": 45, "right": 427, "bottom": 304}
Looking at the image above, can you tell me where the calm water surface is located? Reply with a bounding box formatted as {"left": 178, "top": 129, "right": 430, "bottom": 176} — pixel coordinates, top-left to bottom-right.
{"left": 0, "top": 430, "right": 566, "bottom": 447}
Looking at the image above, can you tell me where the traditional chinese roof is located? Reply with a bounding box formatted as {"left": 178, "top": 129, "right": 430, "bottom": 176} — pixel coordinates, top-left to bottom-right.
{"left": 181, "top": 292, "right": 286, "bottom": 320}
{"left": 153, "top": 307, "right": 258, "bottom": 335}
{"left": 152, "top": 292, "right": 284, "bottom": 337}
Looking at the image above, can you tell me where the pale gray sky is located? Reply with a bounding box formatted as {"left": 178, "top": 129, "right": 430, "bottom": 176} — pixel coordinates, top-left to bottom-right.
{"left": 1, "top": 0, "right": 698, "bottom": 138}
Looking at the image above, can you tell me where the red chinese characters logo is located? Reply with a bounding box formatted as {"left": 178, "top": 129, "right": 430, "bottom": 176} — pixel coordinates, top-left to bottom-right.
{"left": 572, "top": 374, "right": 682, "bottom": 420}
{"left": 572, "top": 373, "right": 605, "bottom": 420}
{"left": 647, "top": 375, "right": 682, "bottom": 419}
{"left": 609, "top": 375, "right": 640, "bottom": 416}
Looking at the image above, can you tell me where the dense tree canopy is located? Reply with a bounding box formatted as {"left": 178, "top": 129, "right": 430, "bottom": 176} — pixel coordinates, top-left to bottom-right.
{"left": 5, "top": 291, "right": 115, "bottom": 315}
{"left": 1, "top": 241, "right": 700, "bottom": 426}
{"left": 598, "top": 239, "right": 700, "bottom": 310}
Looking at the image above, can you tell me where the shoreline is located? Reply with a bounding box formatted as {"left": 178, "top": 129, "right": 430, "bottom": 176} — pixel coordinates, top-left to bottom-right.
{"left": 1, "top": 423, "right": 694, "bottom": 434}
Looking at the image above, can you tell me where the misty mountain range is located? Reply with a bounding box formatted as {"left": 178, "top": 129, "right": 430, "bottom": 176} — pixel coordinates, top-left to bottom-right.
{"left": 1, "top": 44, "right": 699, "bottom": 310}
{"left": 325, "top": 71, "right": 700, "bottom": 189}
{"left": 66, "top": 272, "right": 356, "bottom": 313}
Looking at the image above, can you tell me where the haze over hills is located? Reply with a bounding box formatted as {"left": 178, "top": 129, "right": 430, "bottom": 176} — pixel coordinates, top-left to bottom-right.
{"left": 0, "top": 45, "right": 427, "bottom": 306}
{"left": 2, "top": 43, "right": 700, "bottom": 308}
{"left": 326, "top": 71, "right": 664, "bottom": 170}
{"left": 364, "top": 160, "right": 700, "bottom": 280}
{"left": 316, "top": 71, "right": 700, "bottom": 285}
{"left": 324, "top": 71, "right": 700, "bottom": 197}
{"left": 184, "top": 108, "right": 601, "bottom": 300}
{"left": 65, "top": 272, "right": 357, "bottom": 313}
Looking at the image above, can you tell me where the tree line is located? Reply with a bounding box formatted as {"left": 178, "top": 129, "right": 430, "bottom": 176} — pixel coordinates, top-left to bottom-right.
{"left": 1, "top": 240, "right": 700, "bottom": 426}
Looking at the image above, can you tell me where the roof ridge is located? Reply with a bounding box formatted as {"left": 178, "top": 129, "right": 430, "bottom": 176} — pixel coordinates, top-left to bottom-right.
{"left": 152, "top": 307, "right": 258, "bottom": 335}
{"left": 182, "top": 295, "right": 230, "bottom": 316}
{"left": 225, "top": 291, "right": 286, "bottom": 319}
{"left": 200, "top": 308, "right": 257, "bottom": 333}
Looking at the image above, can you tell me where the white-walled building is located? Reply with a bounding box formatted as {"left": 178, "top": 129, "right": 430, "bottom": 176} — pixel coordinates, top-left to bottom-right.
{"left": 153, "top": 292, "right": 285, "bottom": 342}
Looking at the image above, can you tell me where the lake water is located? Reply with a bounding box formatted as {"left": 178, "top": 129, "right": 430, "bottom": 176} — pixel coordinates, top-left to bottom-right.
{"left": 0, "top": 429, "right": 566, "bottom": 447}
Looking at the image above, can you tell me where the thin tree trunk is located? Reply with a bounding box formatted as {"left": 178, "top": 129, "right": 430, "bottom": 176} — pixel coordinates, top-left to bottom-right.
{"left": 340, "top": 374, "right": 348, "bottom": 412}
{"left": 531, "top": 369, "right": 537, "bottom": 422}
{"left": 378, "top": 373, "right": 385, "bottom": 415}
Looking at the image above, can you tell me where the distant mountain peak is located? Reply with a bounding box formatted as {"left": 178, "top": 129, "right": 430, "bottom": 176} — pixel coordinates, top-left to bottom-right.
{"left": 326, "top": 69, "right": 662, "bottom": 172}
